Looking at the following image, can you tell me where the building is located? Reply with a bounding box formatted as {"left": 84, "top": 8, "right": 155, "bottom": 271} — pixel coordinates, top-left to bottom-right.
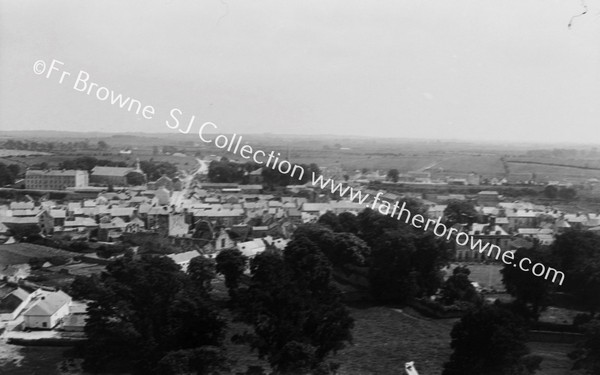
{"left": 167, "top": 250, "right": 201, "bottom": 272}
{"left": 23, "top": 290, "right": 72, "bottom": 329}
{"left": 455, "top": 222, "right": 511, "bottom": 262}
{"left": 25, "top": 170, "right": 88, "bottom": 190}
{"left": 90, "top": 166, "right": 135, "bottom": 186}
{"left": 0, "top": 288, "right": 39, "bottom": 321}
{"left": 477, "top": 191, "right": 500, "bottom": 206}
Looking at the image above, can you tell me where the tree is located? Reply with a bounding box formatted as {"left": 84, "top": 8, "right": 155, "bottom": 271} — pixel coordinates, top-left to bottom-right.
{"left": 126, "top": 171, "right": 146, "bottom": 186}
{"left": 440, "top": 266, "right": 480, "bottom": 306}
{"left": 7, "top": 164, "right": 20, "bottom": 179}
{"left": 501, "top": 247, "right": 552, "bottom": 319}
{"left": 97, "top": 140, "right": 108, "bottom": 150}
{"left": 338, "top": 212, "right": 359, "bottom": 234}
{"left": 293, "top": 224, "right": 371, "bottom": 270}
{"left": 317, "top": 212, "right": 341, "bottom": 232}
{"left": 82, "top": 255, "right": 226, "bottom": 374}
{"left": 543, "top": 185, "right": 558, "bottom": 199}
{"left": 215, "top": 248, "right": 247, "bottom": 297}
{"left": 69, "top": 274, "right": 102, "bottom": 300}
{"left": 187, "top": 256, "right": 216, "bottom": 295}
{"left": 369, "top": 230, "right": 418, "bottom": 303}
{"left": 242, "top": 239, "right": 353, "bottom": 373}
{"left": 551, "top": 230, "right": 600, "bottom": 314}
{"left": 443, "top": 200, "right": 477, "bottom": 227}
{"left": 558, "top": 187, "right": 577, "bottom": 200}
{"left": 443, "top": 304, "right": 535, "bottom": 375}
{"left": 208, "top": 160, "right": 244, "bottom": 183}
{"left": 571, "top": 318, "right": 600, "bottom": 374}
{"left": 0, "top": 163, "right": 15, "bottom": 186}
{"left": 387, "top": 168, "right": 399, "bottom": 182}
{"left": 140, "top": 160, "right": 178, "bottom": 180}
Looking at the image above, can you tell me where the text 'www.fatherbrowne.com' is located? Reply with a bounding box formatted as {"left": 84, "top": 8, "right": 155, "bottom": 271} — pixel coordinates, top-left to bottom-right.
{"left": 32, "top": 58, "right": 565, "bottom": 286}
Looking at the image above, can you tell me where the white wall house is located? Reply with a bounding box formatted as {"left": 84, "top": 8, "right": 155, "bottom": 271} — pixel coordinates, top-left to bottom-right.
{"left": 23, "top": 290, "right": 72, "bottom": 329}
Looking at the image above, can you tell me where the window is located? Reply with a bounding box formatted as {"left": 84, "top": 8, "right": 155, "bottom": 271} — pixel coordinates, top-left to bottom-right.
{"left": 221, "top": 238, "right": 226, "bottom": 248}
{"left": 42, "top": 322, "right": 47, "bottom": 328}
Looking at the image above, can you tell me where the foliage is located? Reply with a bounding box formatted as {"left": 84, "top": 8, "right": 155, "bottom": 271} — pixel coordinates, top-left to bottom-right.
{"left": 140, "top": 160, "right": 178, "bottom": 180}
{"left": 208, "top": 160, "right": 246, "bottom": 183}
{"left": 317, "top": 212, "right": 341, "bottom": 232}
{"left": 543, "top": 185, "right": 558, "bottom": 199}
{"left": 293, "top": 224, "right": 371, "bottom": 270}
{"left": 126, "top": 171, "right": 146, "bottom": 186}
{"left": 442, "top": 304, "right": 535, "bottom": 375}
{"left": 387, "top": 168, "right": 399, "bottom": 182}
{"left": 69, "top": 274, "right": 102, "bottom": 300}
{"left": 58, "top": 156, "right": 126, "bottom": 171}
{"left": 0, "top": 163, "right": 16, "bottom": 186}
{"left": 571, "top": 318, "right": 600, "bottom": 374}
{"left": 241, "top": 239, "right": 353, "bottom": 374}
{"left": 368, "top": 230, "right": 419, "bottom": 303}
{"left": 337, "top": 212, "right": 359, "bottom": 234}
{"left": 443, "top": 200, "right": 477, "bottom": 227}
{"left": 188, "top": 256, "right": 216, "bottom": 295}
{"left": 82, "top": 255, "right": 225, "bottom": 374}
{"left": 215, "top": 248, "right": 247, "bottom": 297}
{"left": 551, "top": 230, "right": 600, "bottom": 314}
{"left": 263, "top": 162, "right": 320, "bottom": 187}
{"left": 558, "top": 186, "right": 577, "bottom": 200}
{"left": 440, "top": 266, "right": 480, "bottom": 306}
{"left": 501, "top": 246, "right": 552, "bottom": 319}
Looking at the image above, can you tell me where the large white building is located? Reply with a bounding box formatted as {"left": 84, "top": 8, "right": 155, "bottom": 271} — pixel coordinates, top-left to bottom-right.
{"left": 23, "top": 290, "right": 72, "bottom": 329}
{"left": 25, "top": 169, "right": 88, "bottom": 190}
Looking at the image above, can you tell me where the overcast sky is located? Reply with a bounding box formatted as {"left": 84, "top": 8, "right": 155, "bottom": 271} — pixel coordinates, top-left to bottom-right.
{"left": 1, "top": 0, "right": 599, "bottom": 143}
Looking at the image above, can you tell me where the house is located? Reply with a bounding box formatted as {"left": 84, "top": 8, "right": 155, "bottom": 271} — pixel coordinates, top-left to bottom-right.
{"left": 505, "top": 209, "right": 538, "bottom": 231}
{"left": 62, "top": 301, "right": 88, "bottom": 332}
{"left": 455, "top": 222, "right": 511, "bottom": 262}
{"left": 1, "top": 210, "right": 54, "bottom": 236}
{"left": 248, "top": 168, "right": 264, "bottom": 184}
{"left": 0, "top": 287, "right": 39, "bottom": 321}
{"left": 215, "top": 229, "right": 235, "bottom": 251}
{"left": 167, "top": 250, "right": 201, "bottom": 272}
{"left": 0, "top": 264, "right": 31, "bottom": 283}
{"left": 98, "top": 217, "right": 127, "bottom": 242}
{"left": 9, "top": 202, "right": 34, "bottom": 210}
{"left": 50, "top": 209, "right": 67, "bottom": 227}
{"left": 169, "top": 213, "right": 190, "bottom": 237}
{"left": 237, "top": 239, "right": 267, "bottom": 258}
{"left": 193, "top": 208, "right": 244, "bottom": 227}
{"left": 23, "top": 290, "right": 72, "bottom": 329}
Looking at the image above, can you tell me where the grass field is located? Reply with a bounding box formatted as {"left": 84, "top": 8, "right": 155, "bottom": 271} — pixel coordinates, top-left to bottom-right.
{"left": 333, "top": 306, "right": 455, "bottom": 375}
{"left": 446, "top": 263, "right": 505, "bottom": 291}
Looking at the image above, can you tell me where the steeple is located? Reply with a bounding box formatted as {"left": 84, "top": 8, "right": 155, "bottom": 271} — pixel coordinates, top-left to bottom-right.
{"left": 134, "top": 158, "right": 142, "bottom": 173}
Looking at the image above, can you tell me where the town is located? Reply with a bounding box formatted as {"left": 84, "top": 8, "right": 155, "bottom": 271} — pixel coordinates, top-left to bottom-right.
{"left": 0, "top": 135, "right": 599, "bottom": 374}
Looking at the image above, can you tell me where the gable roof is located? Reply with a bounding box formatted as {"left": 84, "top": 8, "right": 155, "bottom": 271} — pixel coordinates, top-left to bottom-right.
{"left": 24, "top": 290, "right": 71, "bottom": 317}
{"left": 91, "top": 166, "right": 133, "bottom": 177}
{"left": 167, "top": 250, "right": 201, "bottom": 265}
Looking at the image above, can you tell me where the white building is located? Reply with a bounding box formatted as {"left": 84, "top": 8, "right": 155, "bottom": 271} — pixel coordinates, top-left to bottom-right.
{"left": 23, "top": 290, "right": 72, "bottom": 329}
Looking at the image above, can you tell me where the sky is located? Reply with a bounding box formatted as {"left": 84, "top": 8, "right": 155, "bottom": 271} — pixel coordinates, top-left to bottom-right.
{"left": 1, "top": 0, "right": 599, "bottom": 143}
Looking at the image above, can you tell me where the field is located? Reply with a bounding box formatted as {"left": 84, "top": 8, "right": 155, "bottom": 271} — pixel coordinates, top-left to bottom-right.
{"left": 0, "top": 243, "right": 80, "bottom": 265}
{"left": 445, "top": 263, "right": 505, "bottom": 291}
{"left": 5, "top": 132, "right": 600, "bottom": 187}
{"left": 333, "top": 306, "right": 455, "bottom": 375}
{"left": 0, "top": 304, "right": 581, "bottom": 375}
